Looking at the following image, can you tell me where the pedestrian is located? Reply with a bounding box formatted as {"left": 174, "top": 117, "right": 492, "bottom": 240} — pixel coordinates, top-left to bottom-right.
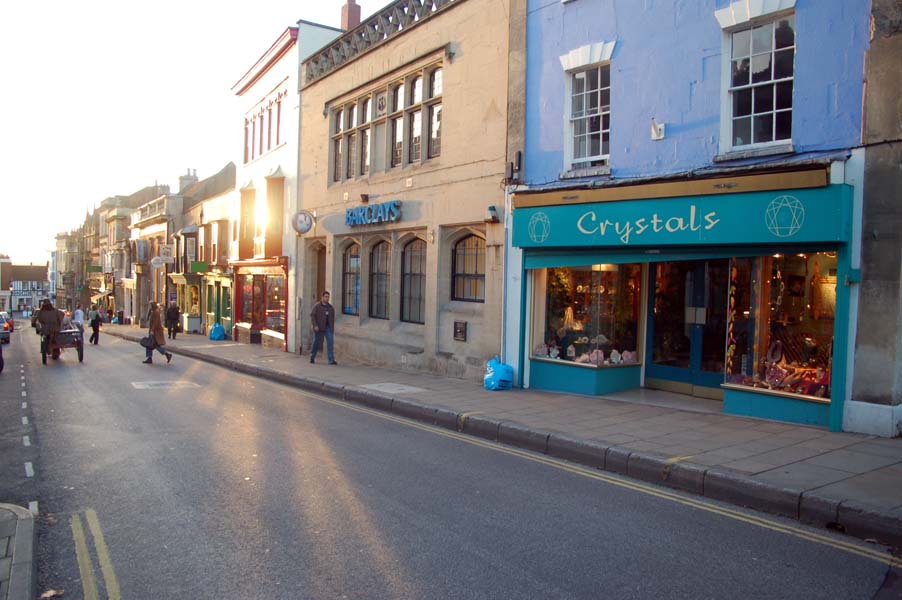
{"left": 72, "top": 303, "right": 85, "bottom": 333}
{"left": 143, "top": 301, "right": 172, "bottom": 365}
{"left": 309, "top": 291, "right": 337, "bottom": 365}
{"left": 107, "top": 308, "right": 114, "bottom": 323}
{"left": 165, "top": 301, "right": 181, "bottom": 339}
{"left": 88, "top": 304, "right": 101, "bottom": 345}
{"left": 37, "top": 299, "right": 63, "bottom": 359}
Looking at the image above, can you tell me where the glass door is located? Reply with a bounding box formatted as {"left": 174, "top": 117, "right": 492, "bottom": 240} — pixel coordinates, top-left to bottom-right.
{"left": 646, "top": 260, "right": 729, "bottom": 394}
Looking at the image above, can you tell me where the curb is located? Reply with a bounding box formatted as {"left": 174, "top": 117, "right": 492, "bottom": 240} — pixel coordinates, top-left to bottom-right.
{"left": 109, "top": 329, "right": 902, "bottom": 548}
{"left": 0, "top": 504, "right": 35, "bottom": 600}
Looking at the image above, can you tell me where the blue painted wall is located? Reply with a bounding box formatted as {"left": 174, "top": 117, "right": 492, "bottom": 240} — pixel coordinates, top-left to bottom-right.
{"left": 524, "top": 0, "right": 870, "bottom": 183}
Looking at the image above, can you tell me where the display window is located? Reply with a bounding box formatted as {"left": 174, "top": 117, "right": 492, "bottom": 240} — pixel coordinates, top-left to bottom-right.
{"left": 531, "top": 264, "right": 642, "bottom": 366}
{"left": 726, "top": 251, "right": 836, "bottom": 400}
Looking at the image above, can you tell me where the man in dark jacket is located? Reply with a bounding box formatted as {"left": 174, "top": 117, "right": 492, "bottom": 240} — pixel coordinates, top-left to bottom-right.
{"left": 309, "top": 291, "right": 336, "bottom": 365}
{"left": 165, "top": 301, "right": 181, "bottom": 339}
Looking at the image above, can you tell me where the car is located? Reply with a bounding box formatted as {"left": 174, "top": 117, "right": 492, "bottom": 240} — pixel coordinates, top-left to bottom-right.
{"left": 0, "top": 314, "right": 10, "bottom": 344}
{"left": 0, "top": 311, "right": 11, "bottom": 332}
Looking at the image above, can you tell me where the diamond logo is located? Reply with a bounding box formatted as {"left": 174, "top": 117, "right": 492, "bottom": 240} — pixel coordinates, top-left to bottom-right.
{"left": 528, "top": 212, "right": 551, "bottom": 244}
{"left": 765, "top": 195, "right": 805, "bottom": 238}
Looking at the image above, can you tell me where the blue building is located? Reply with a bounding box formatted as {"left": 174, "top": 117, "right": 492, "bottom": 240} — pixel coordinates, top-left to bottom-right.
{"left": 504, "top": 0, "right": 881, "bottom": 432}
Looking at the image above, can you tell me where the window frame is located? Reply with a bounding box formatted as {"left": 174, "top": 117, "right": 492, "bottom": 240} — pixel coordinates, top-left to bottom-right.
{"left": 401, "top": 238, "right": 427, "bottom": 324}
{"left": 341, "top": 243, "right": 361, "bottom": 316}
{"left": 369, "top": 241, "right": 391, "bottom": 319}
{"left": 564, "top": 63, "right": 611, "bottom": 172}
{"left": 451, "top": 235, "right": 486, "bottom": 303}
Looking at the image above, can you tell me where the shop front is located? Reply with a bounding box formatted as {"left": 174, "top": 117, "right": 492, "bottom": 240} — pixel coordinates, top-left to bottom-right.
{"left": 512, "top": 175, "right": 853, "bottom": 431}
{"left": 231, "top": 258, "right": 288, "bottom": 350}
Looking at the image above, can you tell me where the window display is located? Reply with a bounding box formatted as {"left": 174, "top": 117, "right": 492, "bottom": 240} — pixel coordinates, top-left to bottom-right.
{"left": 726, "top": 252, "right": 836, "bottom": 399}
{"left": 531, "top": 264, "right": 642, "bottom": 366}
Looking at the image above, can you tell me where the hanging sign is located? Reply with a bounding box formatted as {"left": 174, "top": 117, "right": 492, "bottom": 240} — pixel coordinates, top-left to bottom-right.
{"left": 292, "top": 210, "right": 315, "bottom": 234}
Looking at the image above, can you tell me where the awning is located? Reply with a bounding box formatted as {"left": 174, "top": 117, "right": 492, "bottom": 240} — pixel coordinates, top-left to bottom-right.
{"left": 90, "top": 291, "right": 113, "bottom": 303}
{"left": 171, "top": 224, "right": 198, "bottom": 238}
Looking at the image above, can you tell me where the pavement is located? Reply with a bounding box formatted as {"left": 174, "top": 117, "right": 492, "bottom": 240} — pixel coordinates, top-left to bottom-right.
{"left": 99, "top": 323, "right": 902, "bottom": 549}
{"left": 0, "top": 504, "right": 34, "bottom": 600}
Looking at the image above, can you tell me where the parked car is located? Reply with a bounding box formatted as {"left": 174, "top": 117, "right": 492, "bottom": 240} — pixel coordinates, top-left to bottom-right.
{"left": 0, "top": 311, "right": 11, "bottom": 332}
{"left": 0, "top": 314, "right": 10, "bottom": 344}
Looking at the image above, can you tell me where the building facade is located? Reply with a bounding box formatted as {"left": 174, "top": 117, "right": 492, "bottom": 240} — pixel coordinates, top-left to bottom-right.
{"left": 505, "top": 0, "right": 879, "bottom": 432}
{"left": 10, "top": 264, "right": 49, "bottom": 313}
{"left": 230, "top": 21, "right": 342, "bottom": 350}
{"left": 297, "top": 0, "right": 526, "bottom": 379}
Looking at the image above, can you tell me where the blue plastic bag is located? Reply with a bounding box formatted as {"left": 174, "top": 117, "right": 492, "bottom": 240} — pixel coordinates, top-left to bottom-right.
{"left": 209, "top": 323, "right": 225, "bottom": 341}
{"left": 483, "top": 355, "right": 513, "bottom": 391}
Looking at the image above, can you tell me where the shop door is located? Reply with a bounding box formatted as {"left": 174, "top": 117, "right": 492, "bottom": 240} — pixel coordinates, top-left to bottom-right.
{"left": 214, "top": 282, "right": 222, "bottom": 324}
{"left": 646, "top": 260, "right": 729, "bottom": 397}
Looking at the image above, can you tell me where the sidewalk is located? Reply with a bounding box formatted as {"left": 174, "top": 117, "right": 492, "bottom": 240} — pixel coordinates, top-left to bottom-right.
{"left": 107, "top": 324, "right": 902, "bottom": 547}
{"left": 0, "top": 504, "right": 35, "bottom": 600}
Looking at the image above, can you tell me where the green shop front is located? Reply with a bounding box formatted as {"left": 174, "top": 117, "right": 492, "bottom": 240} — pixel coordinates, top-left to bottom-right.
{"left": 512, "top": 173, "right": 853, "bottom": 431}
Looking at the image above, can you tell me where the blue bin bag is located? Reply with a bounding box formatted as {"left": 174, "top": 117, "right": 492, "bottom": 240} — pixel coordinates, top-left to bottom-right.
{"left": 209, "top": 323, "right": 226, "bottom": 341}
{"left": 484, "top": 356, "right": 513, "bottom": 391}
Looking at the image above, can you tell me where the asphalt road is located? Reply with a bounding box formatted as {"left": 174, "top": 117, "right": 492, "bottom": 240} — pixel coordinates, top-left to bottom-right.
{"left": 0, "top": 325, "right": 897, "bottom": 599}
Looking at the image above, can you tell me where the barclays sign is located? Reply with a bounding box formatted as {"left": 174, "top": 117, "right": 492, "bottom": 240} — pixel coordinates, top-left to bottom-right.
{"left": 346, "top": 200, "right": 402, "bottom": 227}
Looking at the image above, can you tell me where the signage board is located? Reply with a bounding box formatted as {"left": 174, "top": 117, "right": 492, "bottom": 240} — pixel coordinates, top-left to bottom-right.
{"left": 150, "top": 256, "right": 164, "bottom": 269}
{"left": 292, "top": 211, "right": 315, "bottom": 234}
{"left": 346, "top": 200, "right": 402, "bottom": 227}
{"left": 159, "top": 243, "right": 174, "bottom": 263}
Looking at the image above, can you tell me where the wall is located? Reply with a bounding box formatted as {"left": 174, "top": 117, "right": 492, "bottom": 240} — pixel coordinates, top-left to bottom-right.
{"left": 523, "top": 0, "right": 870, "bottom": 182}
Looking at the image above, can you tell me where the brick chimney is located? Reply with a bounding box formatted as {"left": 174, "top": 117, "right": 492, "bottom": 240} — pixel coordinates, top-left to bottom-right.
{"left": 342, "top": 0, "right": 361, "bottom": 31}
{"left": 178, "top": 169, "right": 198, "bottom": 193}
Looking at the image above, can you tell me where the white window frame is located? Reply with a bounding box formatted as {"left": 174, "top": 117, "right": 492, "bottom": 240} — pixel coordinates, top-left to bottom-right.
{"left": 716, "top": 0, "right": 796, "bottom": 156}
{"left": 559, "top": 41, "right": 616, "bottom": 177}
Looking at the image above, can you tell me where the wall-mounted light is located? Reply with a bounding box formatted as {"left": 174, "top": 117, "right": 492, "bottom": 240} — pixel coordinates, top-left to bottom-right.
{"left": 484, "top": 205, "right": 500, "bottom": 223}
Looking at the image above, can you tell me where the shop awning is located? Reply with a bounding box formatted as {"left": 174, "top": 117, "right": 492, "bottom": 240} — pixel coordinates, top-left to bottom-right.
{"left": 90, "top": 291, "right": 113, "bottom": 303}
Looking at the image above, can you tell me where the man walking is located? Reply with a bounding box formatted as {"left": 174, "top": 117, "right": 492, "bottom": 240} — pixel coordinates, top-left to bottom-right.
{"left": 309, "top": 291, "right": 336, "bottom": 365}
{"left": 72, "top": 303, "right": 85, "bottom": 333}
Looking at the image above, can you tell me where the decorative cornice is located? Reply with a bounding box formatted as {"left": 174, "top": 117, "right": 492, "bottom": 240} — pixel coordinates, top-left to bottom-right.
{"left": 232, "top": 27, "right": 299, "bottom": 96}
{"left": 559, "top": 41, "right": 616, "bottom": 71}
{"left": 715, "top": 0, "right": 795, "bottom": 29}
{"left": 303, "top": 0, "right": 464, "bottom": 85}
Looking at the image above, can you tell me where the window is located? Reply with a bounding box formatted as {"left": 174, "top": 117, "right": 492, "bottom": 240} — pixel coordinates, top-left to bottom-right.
{"left": 728, "top": 15, "right": 794, "bottom": 148}
{"left": 329, "top": 63, "right": 442, "bottom": 180}
{"left": 569, "top": 64, "right": 610, "bottom": 170}
{"left": 452, "top": 235, "right": 485, "bottom": 302}
{"left": 370, "top": 241, "right": 390, "bottom": 319}
{"left": 342, "top": 244, "right": 360, "bottom": 315}
{"left": 401, "top": 238, "right": 426, "bottom": 324}
{"left": 531, "top": 264, "right": 642, "bottom": 366}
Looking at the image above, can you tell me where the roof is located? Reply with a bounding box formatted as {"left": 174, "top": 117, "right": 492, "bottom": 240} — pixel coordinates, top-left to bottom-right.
{"left": 182, "top": 163, "right": 236, "bottom": 211}
{"left": 10, "top": 264, "right": 48, "bottom": 283}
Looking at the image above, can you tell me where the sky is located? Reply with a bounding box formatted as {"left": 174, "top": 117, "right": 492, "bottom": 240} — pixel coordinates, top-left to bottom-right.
{"left": 0, "top": 0, "right": 380, "bottom": 265}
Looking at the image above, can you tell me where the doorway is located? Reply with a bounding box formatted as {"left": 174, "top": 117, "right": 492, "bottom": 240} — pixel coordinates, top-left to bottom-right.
{"left": 645, "top": 259, "right": 729, "bottom": 399}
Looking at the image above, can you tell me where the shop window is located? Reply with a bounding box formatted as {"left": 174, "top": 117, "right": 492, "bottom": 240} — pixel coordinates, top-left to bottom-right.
{"left": 222, "top": 287, "right": 231, "bottom": 319}
{"left": 370, "top": 241, "right": 391, "bottom": 319}
{"left": 241, "top": 275, "right": 253, "bottom": 322}
{"left": 726, "top": 251, "right": 836, "bottom": 399}
{"left": 531, "top": 264, "right": 642, "bottom": 366}
{"left": 342, "top": 244, "right": 360, "bottom": 315}
{"left": 189, "top": 286, "right": 200, "bottom": 316}
{"left": 265, "top": 276, "right": 285, "bottom": 333}
{"left": 401, "top": 238, "right": 426, "bottom": 324}
{"left": 451, "top": 235, "right": 485, "bottom": 302}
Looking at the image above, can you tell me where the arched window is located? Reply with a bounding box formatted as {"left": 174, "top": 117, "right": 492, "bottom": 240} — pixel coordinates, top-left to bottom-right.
{"left": 452, "top": 235, "right": 485, "bottom": 302}
{"left": 370, "top": 241, "right": 391, "bottom": 319}
{"left": 342, "top": 244, "right": 360, "bottom": 315}
{"left": 401, "top": 238, "right": 426, "bottom": 324}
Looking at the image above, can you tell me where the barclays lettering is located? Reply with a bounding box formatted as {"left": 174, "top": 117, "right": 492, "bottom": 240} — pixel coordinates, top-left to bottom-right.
{"left": 346, "top": 200, "right": 402, "bottom": 227}
{"left": 577, "top": 204, "right": 720, "bottom": 244}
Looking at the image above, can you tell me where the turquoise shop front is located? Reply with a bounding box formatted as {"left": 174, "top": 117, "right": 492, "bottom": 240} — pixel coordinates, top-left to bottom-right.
{"left": 512, "top": 183, "right": 853, "bottom": 431}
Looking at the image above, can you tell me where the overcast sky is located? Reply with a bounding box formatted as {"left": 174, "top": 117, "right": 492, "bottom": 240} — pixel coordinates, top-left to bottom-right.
{"left": 0, "top": 0, "right": 379, "bottom": 264}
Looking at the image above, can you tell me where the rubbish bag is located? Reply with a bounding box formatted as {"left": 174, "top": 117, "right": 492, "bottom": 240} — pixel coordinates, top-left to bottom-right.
{"left": 483, "top": 355, "right": 513, "bottom": 391}
{"left": 209, "top": 323, "right": 226, "bottom": 341}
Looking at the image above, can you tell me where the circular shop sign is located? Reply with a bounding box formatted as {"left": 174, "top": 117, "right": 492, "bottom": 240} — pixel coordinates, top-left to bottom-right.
{"left": 292, "top": 210, "right": 315, "bottom": 234}
{"left": 150, "top": 256, "right": 164, "bottom": 269}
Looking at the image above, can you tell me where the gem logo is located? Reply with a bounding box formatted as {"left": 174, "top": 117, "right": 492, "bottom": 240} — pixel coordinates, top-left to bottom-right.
{"left": 765, "top": 195, "right": 805, "bottom": 237}
{"left": 528, "top": 212, "right": 551, "bottom": 244}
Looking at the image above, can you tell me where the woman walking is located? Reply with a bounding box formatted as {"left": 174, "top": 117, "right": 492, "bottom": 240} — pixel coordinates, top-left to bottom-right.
{"left": 143, "top": 301, "right": 172, "bottom": 365}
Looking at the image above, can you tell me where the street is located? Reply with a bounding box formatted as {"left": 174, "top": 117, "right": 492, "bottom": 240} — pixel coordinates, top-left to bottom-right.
{"left": 0, "top": 325, "right": 897, "bottom": 599}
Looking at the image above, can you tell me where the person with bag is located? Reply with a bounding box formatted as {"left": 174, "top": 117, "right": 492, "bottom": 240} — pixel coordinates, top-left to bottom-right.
{"left": 165, "top": 301, "right": 181, "bottom": 339}
{"left": 142, "top": 301, "right": 172, "bottom": 365}
{"left": 88, "top": 304, "right": 102, "bottom": 345}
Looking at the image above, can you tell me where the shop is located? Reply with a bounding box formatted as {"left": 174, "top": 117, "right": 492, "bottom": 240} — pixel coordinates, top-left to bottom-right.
{"left": 168, "top": 272, "right": 203, "bottom": 333}
{"left": 231, "top": 258, "right": 288, "bottom": 350}
{"left": 203, "top": 273, "right": 233, "bottom": 336}
{"left": 511, "top": 173, "right": 854, "bottom": 431}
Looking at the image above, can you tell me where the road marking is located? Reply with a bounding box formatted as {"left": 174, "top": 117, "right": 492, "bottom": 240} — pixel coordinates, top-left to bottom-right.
{"left": 71, "top": 514, "right": 100, "bottom": 600}
{"left": 297, "top": 389, "right": 902, "bottom": 568}
{"left": 21, "top": 391, "right": 26, "bottom": 397}
{"left": 22, "top": 402, "right": 27, "bottom": 409}
{"left": 28, "top": 501, "right": 38, "bottom": 516}
{"left": 21, "top": 382, "right": 25, "bottom": 387}
{"left": 20, "top": 375, "right": 24, "bottom": 380}
{"left": 21, "top": 417, "right": 28, "bottom": 425}
{"left": 130, "top": 381, "right": 201, "bottom": 390}
{"left": 23, "top": 436, "right": 30, "bottom": 446}
{"left": 85, "top": 509, "right": 122, "bottom": 600}
{"left": 24, "top": 462, "right": 34, "bottom": 477}
{"left": 666, "top": 455, "right": 695, "bottom": 463}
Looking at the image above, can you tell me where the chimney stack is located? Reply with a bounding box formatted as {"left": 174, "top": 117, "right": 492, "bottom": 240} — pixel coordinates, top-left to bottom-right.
{"left": 179, "top": 168, "right": 199, "bottom": 193}
{"left": 342, "top": 0, "right": 361, "bottom": 31}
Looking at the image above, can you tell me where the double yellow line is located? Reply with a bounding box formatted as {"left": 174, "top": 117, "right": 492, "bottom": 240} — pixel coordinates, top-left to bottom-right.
{"left": 70, "top": 509, "right": 121, "bottom": 600}
{"left": 308, "top": 391, "right": 902, "bottom": 569}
